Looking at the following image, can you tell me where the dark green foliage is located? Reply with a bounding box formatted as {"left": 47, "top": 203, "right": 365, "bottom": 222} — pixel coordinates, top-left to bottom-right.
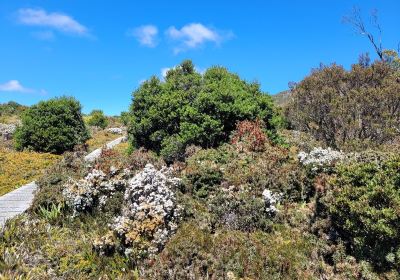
{"left": 326, "top": 157, "right": 400, "bottom": 270}
{"left": 87, "top": 109, "right": 109, "bottom": 129}
{"left": 184, "top": 160, "right": 223, "bottom": 198}
{"left": 128, "top": 60, "right": 282, "bottom": 162}
{"left": 14, "top": 97, "right": 89, "bottom": 154}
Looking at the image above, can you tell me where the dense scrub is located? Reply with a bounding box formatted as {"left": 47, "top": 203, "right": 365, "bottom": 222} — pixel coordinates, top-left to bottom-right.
{"left": 14, "top": 97, "right": 90, "bottom": 154}
{"left": 1, "top": 122, "right": 399, "bottom": 279}
{"left": 286, "top": 60, "right": 400, "bottom": 150}
{"left": 2, "top": 58, "right": 400, "bottom": 278}
{"left": 128, "top": 60, "right": 282, "bottom": 162}
{"left": 316, "top": 156, "right": 400, "bottom": 271}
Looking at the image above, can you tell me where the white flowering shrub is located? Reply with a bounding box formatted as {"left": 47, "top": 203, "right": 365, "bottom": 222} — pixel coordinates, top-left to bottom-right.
{"left": 95, "top": 164, "right": 182, "bottom": 258}
{"left": 262, "top": 189, "right": 282, "bottom": 215}
{"left": 63, "top": 168, "right": 131, "bottom": 216}
{"left": 298, "top": 147, "right": 344, "bottom": 172}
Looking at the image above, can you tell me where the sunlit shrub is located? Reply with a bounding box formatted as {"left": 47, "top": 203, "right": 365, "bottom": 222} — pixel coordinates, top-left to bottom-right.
{"left": 14, "top": 97, "right": 89, "bottom": 154}
{"left": 325, "top": 157, "right": 400, "bottom": 271}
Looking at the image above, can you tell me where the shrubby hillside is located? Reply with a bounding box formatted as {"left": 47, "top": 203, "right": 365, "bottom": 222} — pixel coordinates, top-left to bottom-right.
{"left": 0, "top": 58, "right": 400, "bottom": 279}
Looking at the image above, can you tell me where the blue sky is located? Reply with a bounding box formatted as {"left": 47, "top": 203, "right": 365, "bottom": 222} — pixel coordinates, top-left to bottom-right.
{"left": 0, "top": 1, "right": 399, "bottom": 115}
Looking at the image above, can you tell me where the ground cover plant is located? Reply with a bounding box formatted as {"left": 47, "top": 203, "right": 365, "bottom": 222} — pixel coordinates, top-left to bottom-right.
{"left": 0, "top": 148, "right": 60, "bottom": 195}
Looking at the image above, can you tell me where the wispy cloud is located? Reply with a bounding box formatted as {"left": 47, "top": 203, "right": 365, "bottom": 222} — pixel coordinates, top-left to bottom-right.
{"left": 0, "top": 80, "right": 46, "bottom": 95}
{"left": 128, "top": 25, "right": 158, "bottom": 47}
{"left": 17, "top": 8, "right": 89, "bottom": 36}
{"left": 166, "top": 23, "right": 233, "bottom": 53}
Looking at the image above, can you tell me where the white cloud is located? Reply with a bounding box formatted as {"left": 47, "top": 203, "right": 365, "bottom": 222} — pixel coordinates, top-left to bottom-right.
{"left": 161, "top": 67, "right": 171, "bottom": 78}
{"left": 17, "top": 8, "right": 89, "bottom": 36}
{"left": 128, "top": 25, "right": 158, "bottom": 47}
{"left": 0, "top": 80, "right": 34, "bottom": 93}
{"left": 0, "top": 80, "right": 46, "bottom": 95}
{"left": 166, "top": 23, "right": 232, "bottom": 53}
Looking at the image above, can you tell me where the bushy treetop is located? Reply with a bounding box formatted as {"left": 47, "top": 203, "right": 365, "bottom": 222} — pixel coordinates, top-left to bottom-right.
{"left": 128, "top": 60, "right": 282, "bottom": 161}
{"left": 87, "top": 109, "right": 109, "bottom": 129}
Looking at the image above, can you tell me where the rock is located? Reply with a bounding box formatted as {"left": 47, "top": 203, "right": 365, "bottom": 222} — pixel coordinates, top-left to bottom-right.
{"left": 106, "top": 127, "right": 124, "bottom": 134}
{"left": 0, "top": 123, "right": 17, "bottom": 140}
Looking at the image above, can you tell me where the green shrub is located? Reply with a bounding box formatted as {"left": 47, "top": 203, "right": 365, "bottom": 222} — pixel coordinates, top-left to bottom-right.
{"left": 184, "top": 158, "right": 223, "bottom": 198}
{"left": 144, "top": 222, "right": 317, "bottom": 279}
{"left": 209, "top": 191, "right": 272, "bottom": 232}
{"left": 87, "top": 110, "right": 109, "bottom": 129}
{"left": 327, "top": 157, "right": 400, "bottom": 270}
{"left": 14, "top": 97, "right": 89, "bottom": 154}
{"left": 184, "top": 141, "right": 311, "bottom": 202}
{"left": 128, "top": 60, "right": 282, "bottom": 162}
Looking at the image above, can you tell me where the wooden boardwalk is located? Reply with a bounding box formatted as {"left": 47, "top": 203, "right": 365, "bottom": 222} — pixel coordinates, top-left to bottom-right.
{"left": 0, "top": 136, "right": 126, "bottom": 226}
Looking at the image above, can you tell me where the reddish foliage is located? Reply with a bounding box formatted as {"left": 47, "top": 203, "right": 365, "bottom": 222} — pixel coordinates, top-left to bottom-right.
{"left": 231, "top": 120, "right": 268, "bottom": 152}
{"left": 95, "top": 148, "right": 121, "bottom": 172}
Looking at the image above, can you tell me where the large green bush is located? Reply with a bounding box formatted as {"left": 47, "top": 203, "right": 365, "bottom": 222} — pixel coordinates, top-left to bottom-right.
{"left": 128, "top": 60, "right": 282, "bottom": 161}
{"left": 14, "top": 97, "right": 89, "bottom": 154}
{"left": 327, "top": 157, "right": 400, "bottom": 270}
{"left": 87, "top": 109, "right": 109, "bottom": 129}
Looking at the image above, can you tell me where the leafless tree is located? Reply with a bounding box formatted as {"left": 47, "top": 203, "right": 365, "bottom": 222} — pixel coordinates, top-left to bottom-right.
{"left": 343, "top": 7, "right": 384, "bottom": 60}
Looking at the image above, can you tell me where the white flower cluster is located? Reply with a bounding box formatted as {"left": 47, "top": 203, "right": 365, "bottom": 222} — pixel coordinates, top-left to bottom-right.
{"left": 110, "top": 164, "right": 182, "bottom": 257}
{"left": 106, "top": 127, "right": 124, "bottom": 134}
{"left": 63, "top": 168, "right": 131, "bottom": 216}
{"left": 0, "top": 123, "right": 17, "bottom": 139}
{"left": 298, "top": 147, "right": 344, "bottom": 171}
{"left": 262, "top": 189, "right": 282, "bottom": 215}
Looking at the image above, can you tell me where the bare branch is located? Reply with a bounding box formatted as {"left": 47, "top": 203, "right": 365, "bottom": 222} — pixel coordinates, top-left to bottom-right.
{"left": 343, "top": 6, "right": 384, "bottom": 60}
